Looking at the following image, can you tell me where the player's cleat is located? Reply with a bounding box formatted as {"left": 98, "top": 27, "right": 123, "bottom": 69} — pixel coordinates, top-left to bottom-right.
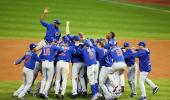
{"left": 13, "top": 92, "right": 19, "bottom": 97}
{"left": 71, "top": 94, "right": 77, "bottom": 99}
{"left": 61, "top": 95, "right": 64, "bottom": 100}
{"left": 91, "top": 94, "right": 98, "bottom": 100}
{"left": 18, "top": 97, "right": 24, "bottom": 100}
{"left": 82, "top": 92, "right": 87, "bottom": 97}
{"left": 40, "top": 93, "right": 48, "bottom": 99}
{"left": 139, "top": 96, "right": 147, "bottom": 100}
{"left": 130, "top": 93, "right": 137, "bottom": 97}
{"left": 153, "top": 87, "right": 159, "bottom": 94}
{"left": 55, "top": 94, "right": 60, "bottom": 99}
{"left": 121, "top": 86, "right": 124, "bottom": 92}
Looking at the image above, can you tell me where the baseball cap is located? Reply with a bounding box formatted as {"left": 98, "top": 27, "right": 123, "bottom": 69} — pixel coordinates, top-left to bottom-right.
{"left": 73, "top": 36, "right": 80, "bottom": 41}
{"left": 108, "top": 40, "right": 117, "bottom": 47}
{"left": 29, "top": 43, "right": 37, "bottom": 50}
{"left": 138, "top": 41, "right": 146, "bottom": 47}
{"left": 54, "top": 19, "right": 61, "bottom": 24}
{"left": 123, "top": 42, "right": 130, "bottom": 47}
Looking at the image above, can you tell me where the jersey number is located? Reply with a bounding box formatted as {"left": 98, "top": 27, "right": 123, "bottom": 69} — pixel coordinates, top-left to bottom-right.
{"left": 44, "top": 47, "right": 51, "bottom": 56}
{"left": 89, "top": 51, "right": 94, "bottom": 60}
{"left": 115, "top": 49, "right": 122, "bottom": 56}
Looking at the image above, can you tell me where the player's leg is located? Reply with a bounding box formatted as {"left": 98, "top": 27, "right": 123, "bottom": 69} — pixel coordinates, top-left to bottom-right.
{"left": 99, "top": 67, "right": 112, "bottom": 99}
{"left": 43, "top": 61, "right": 54, "bottom": 97}
{"left": 139, "top": 72, "right": 148, "bottom": 99}
{"left": 60, "top": 62, "right": 69, "bottom": 96}
{"left": 94, "top": 64, "right": 99, "bottom": 95}
{"left": 18, "top": 67, "right": 34, "bottom": 98}
{"left": 71, "top": 63, "right": 81, "bottom": 96}
{"left": 39, "top": 61, "right": 47, "bottom": 94}
{"left": 78, "top": 63, "right": 87, "bottom": 94}
{"left": 35, "top": 40, "right": 47, "bottom": 51}
{"left": 55, "top": 61, "right": 62, "bottom": 95}
{"left": 13, "top": 67, "right": 26, "bottom": 97}
{"left": 145, "top": 78, "right": 159, "bottom": 94}
{"left": 87, "top": 65, "right": 97, "bottom": 99}
{"left": 131, "top": 64, "right": 138, "bottom": 97}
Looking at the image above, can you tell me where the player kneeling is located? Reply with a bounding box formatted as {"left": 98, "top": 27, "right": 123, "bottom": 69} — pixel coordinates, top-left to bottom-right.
{"left": 13, "top": 43, "right": 41, "bottom": 100}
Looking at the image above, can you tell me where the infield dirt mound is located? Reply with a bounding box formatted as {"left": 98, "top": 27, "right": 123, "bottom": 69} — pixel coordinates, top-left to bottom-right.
{"left": 127, "top": 0, "right": 170, "bottom": 6}
{"left": 0, "top": 39, "right": 169, "bottom": 80}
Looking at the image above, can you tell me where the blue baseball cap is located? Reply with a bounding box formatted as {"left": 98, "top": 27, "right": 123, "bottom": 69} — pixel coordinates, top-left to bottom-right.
{"left": 73, "top": 36, "right": 80, "bottom": 41}
{"left": 29, "top": 43, "right": 37, "bottom": 50}
{"left": 62, "top": 36, "right": 69, "bottom": 43}
{"left": 138, "top": 41, "right": 146, "bottom": 47}
{"left": 84, "top": 39, "right": 93, "bottom": 47}
{"left": 108, "top": 40, "right": 117, "bottom": 47}
{"left": 54, "top": 19, "right": 61, "bottom": 24}
{"left": 123, "top": 42, "right": 130, "bottom": 47}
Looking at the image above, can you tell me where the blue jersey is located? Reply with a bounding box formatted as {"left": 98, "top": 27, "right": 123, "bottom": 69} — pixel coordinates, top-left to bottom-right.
{"left": 40, "top": 20, "right": 61, "bottom": 43}
{"left": 71, "top": 45, "right": 84, "bottom": 63}
{"left": 123, "top": 49, "right": 135, "bottom": 66}
{"left": 40, "top": 45, "right": 63, "bottom": 62}
{"left": 130, "top": 48, "right": 151, "bottom": 72}
{"left": 57, "top": 45, "right": 76, "bottom": 62}
{"left": 16, "top": 50, "right": 40, "bottom": 70}
{"left": 107, "top": 47, "right": 125, "bottom": 63}
{"left": 78, "top": 47, "right": 97, "bottom": 66}
{"left": 95, "top": 47, "right": 106, "bottom": 65}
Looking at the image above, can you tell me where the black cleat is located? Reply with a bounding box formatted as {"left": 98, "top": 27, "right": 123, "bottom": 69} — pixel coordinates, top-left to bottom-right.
{"left": 153, "top": 87, "right": 159, "bottom": 94}
{"left": 82, "top": 92, "right": 87, "bottom": 97}
{"left": 71, "top": 94, "right": 77, "bottom": 99}
{"left": 55, "top": 94, "right": 60, "bottom": 99}
{"left": 61, "top": 95, "right": 64, "bottom": 100}
{"left": 121, "top": 86, "right": 124, "bottom": 92}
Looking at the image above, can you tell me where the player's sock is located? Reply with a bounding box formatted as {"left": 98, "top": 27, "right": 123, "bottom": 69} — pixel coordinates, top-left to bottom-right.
{"left": 95, "top": 83, "right": 99, "bottom": 93}
{"left": 91, "top": 84, "right": 96, "bottom": 96}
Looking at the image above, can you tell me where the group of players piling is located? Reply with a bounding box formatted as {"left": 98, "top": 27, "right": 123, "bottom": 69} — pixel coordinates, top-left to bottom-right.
{"left": 13, "top": 7, "right": 159, "bottom": 100}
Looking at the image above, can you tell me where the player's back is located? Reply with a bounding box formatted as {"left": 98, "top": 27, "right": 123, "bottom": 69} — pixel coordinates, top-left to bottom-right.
{"left": 41, "top": 45, "right": 60, "bottom": 62}
{"left": 82, "top": 47, "right": 97, "bottom": 66}
{"left": 24, "top": 50, "right": 37, "bottom": 69}
{"left": 109, "top": 46, "right": 124, "bottom": 62}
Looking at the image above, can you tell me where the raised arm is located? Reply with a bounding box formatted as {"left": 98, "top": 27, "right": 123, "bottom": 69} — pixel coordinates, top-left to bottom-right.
{"left": 40, "top": 7, "right": 48, "bottom": 21}
{"left": 66, "top": 21, "right": 70, "bottom": 34}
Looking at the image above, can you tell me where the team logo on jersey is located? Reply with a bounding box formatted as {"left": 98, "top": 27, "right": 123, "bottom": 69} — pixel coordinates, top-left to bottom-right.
{"left": 55, "top": 32, "right": 61, "bottom": 36}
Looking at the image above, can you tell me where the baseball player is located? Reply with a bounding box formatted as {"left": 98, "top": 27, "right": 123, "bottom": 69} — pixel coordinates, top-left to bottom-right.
{"left": 36, "top": 7, "right": 61, "bottom": 51}
{"left": 122, "top": 42, "right": 138, "bottom": 97}
{"left": 55, "top": 36, "right": 76, "bottom": 99}
{"left": 13, "top": 43, "right": 41, "bottom": 99}
{"left": 39, "top": 43, "right": 64, "bottom": 99}
{"left": 77, "top": 40, "right": 99, "bottom": 100}
{"left": 126, "top": 42, "right": 159, "bottom": 100}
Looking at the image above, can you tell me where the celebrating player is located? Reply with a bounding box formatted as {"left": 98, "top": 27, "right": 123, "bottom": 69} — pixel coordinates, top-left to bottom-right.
{"left": 39, "top": 43, "right": 64, "bottom": 99}
{"left": 122, "top": 42, "right": 138, "bottom": 97}
{"left": 126, "top": 42, "right": 159, "bottom": 100}
{"left": 13, "top": 43, "right": 41, "bottom": 99}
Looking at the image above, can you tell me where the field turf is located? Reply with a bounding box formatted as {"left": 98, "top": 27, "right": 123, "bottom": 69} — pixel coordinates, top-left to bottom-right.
{"left": 0, "top": 79, "right": 170, "bottom": 100}
{"left": 0, "top": 0, "right": 170, "bottom": 39}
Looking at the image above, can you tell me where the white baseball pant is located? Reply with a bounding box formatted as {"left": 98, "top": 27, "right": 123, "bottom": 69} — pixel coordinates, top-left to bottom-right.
{"left": 127, "top": 63, "right": 138, "bottom": 94}
{"left": 35, "top": 39, "right": 47, "bottom": 51}
{"left": 139, "top": 72, "right": 157, "bottom": 97}
{"left": 72, "top": 62, "right": 86, "bottom": 95}
{"left": 55, "top": 60, "right": 69, "bottom": 95}
{"left": 13, "top": 67, "right": 33, "bottom": 98}
{"left": 40, "top": 61, "right": 54, "bottom": 95}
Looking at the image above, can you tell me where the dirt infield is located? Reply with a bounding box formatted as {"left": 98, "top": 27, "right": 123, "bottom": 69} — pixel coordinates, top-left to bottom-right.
{"left": 0, "top": 39, "right": 169, "bottom": 80}
{"left": 127, "top": 0, "right": 170, "bottom": 6}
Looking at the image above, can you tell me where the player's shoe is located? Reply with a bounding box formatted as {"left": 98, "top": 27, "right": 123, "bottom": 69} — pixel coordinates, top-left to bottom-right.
{"left": 40, "top": 93, "right": 48, "bottom": 99}
{"left": 91, "top": 94, "right": 98, "bottom": 100}
{"left": 121, "top": 86, "right": 124, "bottom": 92}
{"left": 153, "top": 87, "right": 159, "bottom": 94}
{"left": 130, "top": 93, "right": 137, "bottom": 97}
{"left": 18, "top": 97, "right": 24, "bottom": 100}
{"left": 13, "top": 92, "right": 19, "bottom": 97}
{"left": 139, "top": 96, "right": 147, "bottom": 100}
{"left": 55, "top": 94, "right": 60, "bottom": 99}
{"left": 82, "top": 91, "right": 87, "bottom": 97}
{"left": 71, "top": 94, "right": 77, "bottom": 99}
{"left": 61, "top": 95, "right": 64, "bottom": 100}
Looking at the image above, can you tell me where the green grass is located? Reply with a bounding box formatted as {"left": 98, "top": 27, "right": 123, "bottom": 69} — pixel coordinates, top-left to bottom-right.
{"left": 0, "top": 79, "right": 170, "bottom": 100}
{"left": 0, "top": 0, "right": 170, "bottom": 40}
